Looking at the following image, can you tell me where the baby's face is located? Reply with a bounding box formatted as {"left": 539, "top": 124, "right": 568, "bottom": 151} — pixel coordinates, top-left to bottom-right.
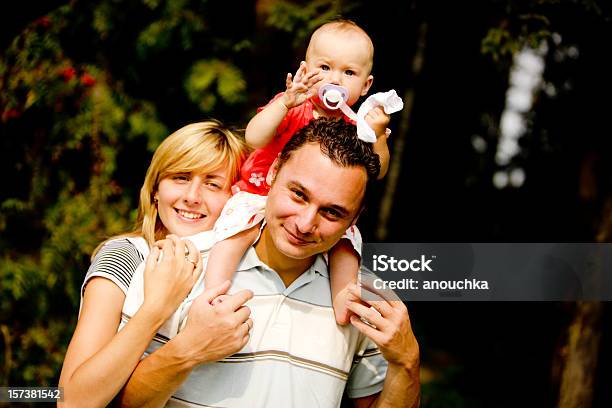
{"left": 305, "top": 30, "right": 373, "bottom": 108}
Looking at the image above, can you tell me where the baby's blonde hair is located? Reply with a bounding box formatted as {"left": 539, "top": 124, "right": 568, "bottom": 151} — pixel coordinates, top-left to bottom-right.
{"left": 94, "top": 120, "right": 248, "bottom": 256}
{"left": 306, "top": 19, "right": 374, "bottom": 73}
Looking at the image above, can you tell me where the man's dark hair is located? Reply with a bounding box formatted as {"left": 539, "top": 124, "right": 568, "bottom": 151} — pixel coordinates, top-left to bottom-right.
{"left": 276, "top": 117, "right": 380, "bottom": 198}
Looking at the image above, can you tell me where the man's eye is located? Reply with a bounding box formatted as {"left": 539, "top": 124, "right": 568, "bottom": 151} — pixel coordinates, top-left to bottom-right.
{"left": 292, "top": 189, "right": 306, "bottom": 200}
{"left": 323, "top": 209, "right": 341, "bottom": 219}
{"left": 345, "top": 70, "right": 355, "bottom": 76}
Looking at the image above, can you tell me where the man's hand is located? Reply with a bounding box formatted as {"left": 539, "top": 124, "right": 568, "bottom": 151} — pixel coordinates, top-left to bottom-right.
{"left": 347, "top": 284, "right": 420, "bottom": 407}
{"left": 364, "top": 106, "right": 391, "bottom": 139}
{"left": 346, "top": 283, "right": 419, "bottom": 369}
{"left": 176, "top": 281, "right": 254, "bottom": 364}
{"left": 115, "top": 282, "right": 254, "bottom": 407}
{"left": 281, "top": 61, "right": 323, "bottom": 109}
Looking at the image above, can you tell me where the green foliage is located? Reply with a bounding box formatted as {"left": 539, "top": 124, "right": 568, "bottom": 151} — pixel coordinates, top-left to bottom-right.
{"left": 480, "top": 1, "right": 561, "bottom": 62}
{"left": 136, "top": 1, "right": 206, "bottom": 58}
{"left": 0, "top": 0, "right": 251, "bottom": 387}
{"left": 185, "top": 59, "right": 246, "bottom": 112}
{"left": 266, "top": 0, "right": 348, "bottom": 46}
{"left": 127, "top": 104, "right": 169, "bottom": 151}
{"left": 421, "top": 365, "right": 482, "bottom": 408}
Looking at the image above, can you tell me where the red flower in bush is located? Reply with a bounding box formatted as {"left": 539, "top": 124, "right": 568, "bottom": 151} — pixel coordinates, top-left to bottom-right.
{"left": 2, "top": 108, "right": 21, "bottom": 122}
{"left": 35, "top": 16, "right": 51, "bottom": 28}
{"left": 80, "top": 73, "right": 96, "bottom": 87}
{"left": 59, "top": 67, "right": 76, "bottom": 82}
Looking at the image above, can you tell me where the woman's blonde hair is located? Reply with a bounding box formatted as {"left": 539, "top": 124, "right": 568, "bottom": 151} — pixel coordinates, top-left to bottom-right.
{"left": 94, "top": 120, "right": 248, "bottom": 256}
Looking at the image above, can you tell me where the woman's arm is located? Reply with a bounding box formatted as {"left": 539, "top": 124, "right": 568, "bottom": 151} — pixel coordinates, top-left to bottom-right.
{"left": 117, "top": 285, "right": 254, "bottom": 407}
{"left": 58, "top": 278, "right": 168, "bottom": 408}
{"left": 59, "top": 237, "right": 202, "bottom": 408}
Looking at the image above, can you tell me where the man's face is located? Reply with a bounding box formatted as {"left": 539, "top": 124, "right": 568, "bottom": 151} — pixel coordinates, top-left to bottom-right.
{"left": 264, "top": 143, "right": 367, "bottom": 264}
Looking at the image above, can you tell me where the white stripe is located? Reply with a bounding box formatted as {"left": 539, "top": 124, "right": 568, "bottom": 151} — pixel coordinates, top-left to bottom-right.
{"left": 233, "top": 295, "right": 363, "bottom": 373}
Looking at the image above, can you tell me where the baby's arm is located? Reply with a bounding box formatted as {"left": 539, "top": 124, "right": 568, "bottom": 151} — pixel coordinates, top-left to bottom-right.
{"left": 329, "top": 239, "right": 360, "bottom": 326}
{"left": 245, "top": 61, "right": 322, "bottom": 149}
{"left": 365, "top": 106, "right": 391, "bottom": 179}
{"left": 204, "top": 226, "right": 260, "bottom": 290}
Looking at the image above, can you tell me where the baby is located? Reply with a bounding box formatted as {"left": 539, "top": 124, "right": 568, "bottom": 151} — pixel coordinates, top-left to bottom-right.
{"left": 205, "top": 19, "right": 392, "bottom": 325}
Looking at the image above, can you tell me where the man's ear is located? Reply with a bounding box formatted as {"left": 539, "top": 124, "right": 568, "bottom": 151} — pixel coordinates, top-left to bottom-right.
{"left": 360, "top": 74, "right": 374, "bottom": 96}
{"left": 266, "top": 156, "right": 280, "bottom": 186}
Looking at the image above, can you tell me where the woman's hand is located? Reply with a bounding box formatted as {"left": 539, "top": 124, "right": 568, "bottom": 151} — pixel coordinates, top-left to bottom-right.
{"left": 142, "top": 235, "right": 203, "bottom": 320}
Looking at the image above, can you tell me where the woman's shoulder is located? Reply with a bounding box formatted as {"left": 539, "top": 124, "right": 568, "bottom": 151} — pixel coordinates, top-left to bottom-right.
{"left": 83, "top": 236, "right": 148, "bottom": 297}
{"left": 95, "top": 236, "right": 147, "bottom": 263}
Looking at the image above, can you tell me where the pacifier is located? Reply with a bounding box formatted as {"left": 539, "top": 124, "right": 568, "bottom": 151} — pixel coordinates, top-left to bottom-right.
{"left": 318, "top": 84, "right": 349, "bottom": 110}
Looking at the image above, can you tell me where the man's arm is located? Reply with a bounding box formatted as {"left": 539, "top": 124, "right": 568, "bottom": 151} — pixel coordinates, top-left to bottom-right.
{"left": 117, "top": 285, "right": 253, "bottom": 407}
{"left": 347, "top": 284, "right": 420, "bottom": 408}
{"left": 59, "top": 238, "right": 205, "bottom": 408}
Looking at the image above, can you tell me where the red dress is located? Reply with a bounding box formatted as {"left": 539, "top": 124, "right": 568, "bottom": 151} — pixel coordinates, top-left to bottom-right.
{"left": 233, "top": 93, "right": 351, "bottom": 195}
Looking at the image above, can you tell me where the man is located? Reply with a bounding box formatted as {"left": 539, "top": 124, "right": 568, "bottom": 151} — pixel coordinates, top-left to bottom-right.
{"left": 119, "top": 118, "right": 420, "bottom": 407}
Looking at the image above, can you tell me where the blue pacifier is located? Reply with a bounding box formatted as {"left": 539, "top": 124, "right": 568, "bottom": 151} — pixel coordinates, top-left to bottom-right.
{"left": 318, "top": 84, "right": 349, "bottom": 110}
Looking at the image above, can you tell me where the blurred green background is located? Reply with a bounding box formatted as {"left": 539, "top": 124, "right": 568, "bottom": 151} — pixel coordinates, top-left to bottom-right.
{"left": 1, "top": 0, "right": 611, "bottom": 407}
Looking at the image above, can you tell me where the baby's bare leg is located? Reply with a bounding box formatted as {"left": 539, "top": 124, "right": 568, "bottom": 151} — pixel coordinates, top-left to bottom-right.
{"left": 205, "top": 225, "right": 261, "bottom": 292}
{"left": 329, "top": 239, "right": 360, "bottom": 325}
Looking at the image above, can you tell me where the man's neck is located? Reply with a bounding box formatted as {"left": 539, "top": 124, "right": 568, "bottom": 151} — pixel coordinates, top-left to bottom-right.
{"left": 254, "top": 226, "right": 315, "bottom": 288}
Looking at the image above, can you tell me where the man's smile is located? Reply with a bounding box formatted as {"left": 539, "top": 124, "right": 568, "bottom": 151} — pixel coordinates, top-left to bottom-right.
{"left": 282, "top": 224, "right": 315, "bottom": 246}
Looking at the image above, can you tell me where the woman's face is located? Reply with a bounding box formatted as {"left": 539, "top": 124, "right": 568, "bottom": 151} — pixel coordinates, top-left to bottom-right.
{"left": 155, "top": 167, "right": 232, "bottom": 237}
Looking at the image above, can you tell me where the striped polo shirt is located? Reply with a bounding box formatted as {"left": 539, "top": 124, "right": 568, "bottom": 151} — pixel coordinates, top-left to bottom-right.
{"left": 147, "top": 246, "right": 387, "bottom": 407}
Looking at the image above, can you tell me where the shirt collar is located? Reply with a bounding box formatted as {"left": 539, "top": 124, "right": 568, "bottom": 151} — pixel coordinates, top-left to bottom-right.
{"left": 237, "top": 246, "right": 329, "bottom": 279}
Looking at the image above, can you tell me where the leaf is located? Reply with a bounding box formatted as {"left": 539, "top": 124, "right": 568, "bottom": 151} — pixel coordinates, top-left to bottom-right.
{"left": 184, "top": 59, "right": 246, "bottom": 111}
{"left": 216, "top": 63, "right": 246, "bottom": 104}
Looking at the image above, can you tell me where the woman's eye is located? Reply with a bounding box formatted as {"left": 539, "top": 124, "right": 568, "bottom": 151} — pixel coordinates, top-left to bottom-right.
{"left": 207, "top": 182, "right": 221, "bottom": 189}
{"left": 173, "top": 174, "right": 189, "bottom": 181}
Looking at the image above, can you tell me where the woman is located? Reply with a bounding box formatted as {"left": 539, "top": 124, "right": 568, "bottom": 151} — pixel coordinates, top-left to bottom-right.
{"left": 59, "top": 121, "right": 250, "bottom": 407}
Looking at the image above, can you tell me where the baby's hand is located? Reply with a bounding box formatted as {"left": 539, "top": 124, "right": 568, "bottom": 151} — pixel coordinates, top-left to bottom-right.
{"left": 364, "top": 106, "right": 391, "bottom": 138}
{"left": 281, "top": 61, "right": 323, "bottom": 109}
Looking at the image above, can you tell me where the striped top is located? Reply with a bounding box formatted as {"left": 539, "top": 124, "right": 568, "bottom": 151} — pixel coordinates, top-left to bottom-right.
{"left": 81, "top": 237, "right": 147, "bottom": 298}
